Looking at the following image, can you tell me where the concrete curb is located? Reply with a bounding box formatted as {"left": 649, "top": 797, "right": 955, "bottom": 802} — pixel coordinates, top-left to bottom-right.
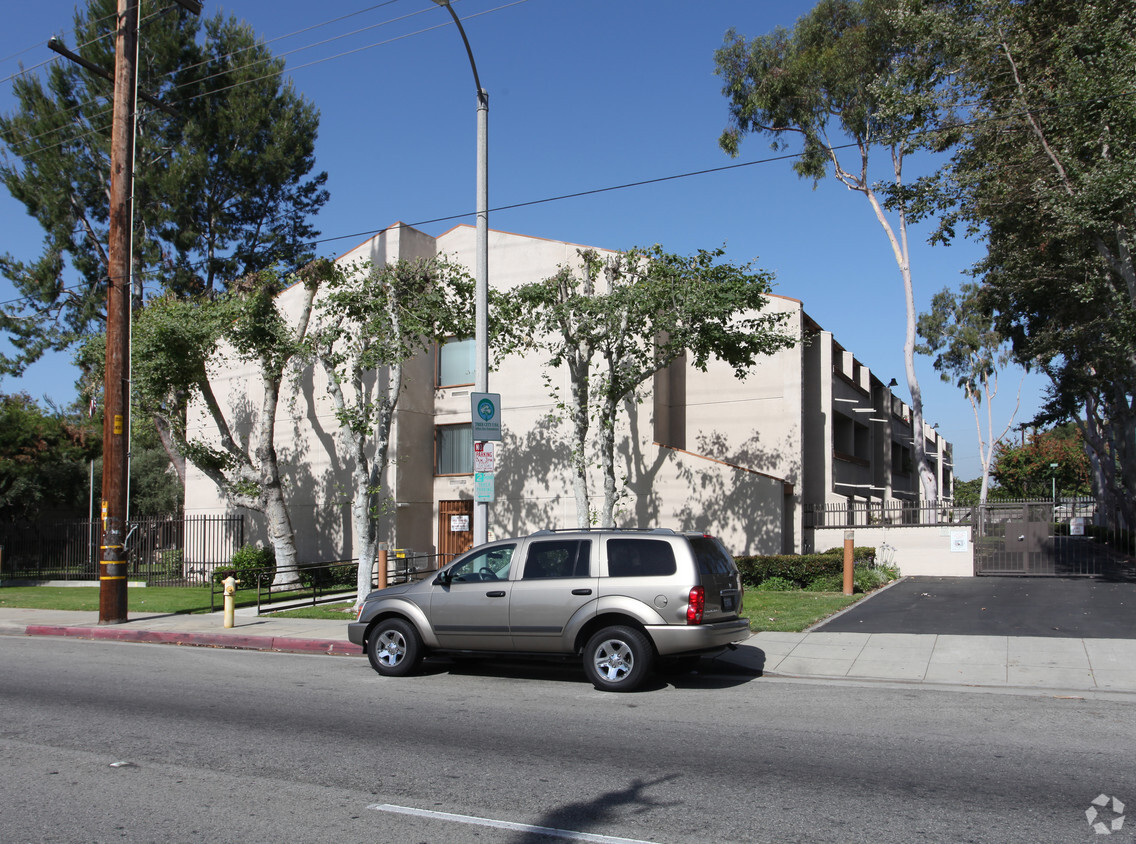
{"left": 23, "top": 625, "right": 363, "bottom": 657}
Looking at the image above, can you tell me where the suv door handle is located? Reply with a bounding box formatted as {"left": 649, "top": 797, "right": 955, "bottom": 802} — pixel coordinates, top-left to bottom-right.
{"left": 571, "top": 588, "right": 592, "bottom": 596}
{"left": 486, "top": 590, "right": 506, "bottom": 598}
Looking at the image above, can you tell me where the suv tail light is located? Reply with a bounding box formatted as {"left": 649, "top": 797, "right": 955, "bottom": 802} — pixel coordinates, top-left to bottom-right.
{"left": 686, "top": 586, "right": 705, "bottom": 625}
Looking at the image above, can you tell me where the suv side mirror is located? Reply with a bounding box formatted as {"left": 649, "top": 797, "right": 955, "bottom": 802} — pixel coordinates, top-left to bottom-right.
{"left": 434, "top": 569, "right": 453, "bottom": 587}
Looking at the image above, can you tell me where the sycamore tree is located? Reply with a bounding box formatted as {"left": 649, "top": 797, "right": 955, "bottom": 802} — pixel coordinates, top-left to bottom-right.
{"left": 499, "top": 246, "right": 793, "bottom": 528}
{"left": 307, "top": 257, "right": 473, "bottom": 608}
{"left": 922, "top": 0, "right": 1136, "bottom": 528}
{"left": 715, "top": 0, "right": 954, "bottom": 503}
{"left": 917, "top": 281, "right": 1023, "bottom": 504}
{"left": 0, "top": 0, "right": 327, "bottom": 475}
{"left": 131, "top": 265, "right": 327, "bottom": 587}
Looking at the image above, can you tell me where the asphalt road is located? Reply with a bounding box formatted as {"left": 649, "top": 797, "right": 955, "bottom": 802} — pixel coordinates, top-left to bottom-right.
{"left": 3, "top": 636, "right": 1134, "bottom": 843}
{"left": 814, "top": 576, "right": 1136, "bottom": 638}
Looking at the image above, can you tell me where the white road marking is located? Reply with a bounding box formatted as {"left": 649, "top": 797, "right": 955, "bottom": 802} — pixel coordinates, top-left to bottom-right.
{"left": 367, "top": 803, "right": 661, "bottom": 843}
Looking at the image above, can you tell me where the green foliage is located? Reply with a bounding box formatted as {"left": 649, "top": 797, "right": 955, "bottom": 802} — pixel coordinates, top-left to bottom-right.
{"left": 756, "top": 576, "right": 798, "bottom": 592}
{"left": 298, "top": 563, "right": 356, "bottom": 590}
{"left": 990, "top": 426, "right": 1091, "bottom": 499}
{"left": 496, "top": 245, "right": 793, "bottom": 527}
{"left": 804, "top": 574, "right": 844, "bottom": 592}
{"left": 924, "top": 0, "right": 1136, "bottom": 525}
{"left": 714, "top": 0, "right": 952, "bottom": 501}
{"left": 212, "top": 544, "right": 275, "bottom": 587}
{"left": 0, "top": 0, "right": 328, "bottom": 374}
{"left": 737, "top": 547, "right": 887, "bottom": 593}
{"left": 0, "top": 393, "right": 99, "bottom": 521}
{"left": 151, "top": 550, "right": 184, "bottom": 582}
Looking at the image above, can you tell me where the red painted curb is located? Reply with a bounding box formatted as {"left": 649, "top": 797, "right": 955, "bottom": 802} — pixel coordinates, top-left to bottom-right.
{"left": 24, "top": 625, "right": 362, "bottom": 656}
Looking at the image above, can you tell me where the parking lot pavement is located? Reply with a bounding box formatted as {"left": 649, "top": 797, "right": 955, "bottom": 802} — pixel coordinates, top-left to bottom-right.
{"left": 811, "top": 576, "right": 1136, "bottom": 638}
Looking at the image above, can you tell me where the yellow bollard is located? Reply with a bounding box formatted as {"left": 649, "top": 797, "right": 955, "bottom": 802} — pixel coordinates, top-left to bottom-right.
{"left": 222, "top": 575, "right": 240, "bottom": 628}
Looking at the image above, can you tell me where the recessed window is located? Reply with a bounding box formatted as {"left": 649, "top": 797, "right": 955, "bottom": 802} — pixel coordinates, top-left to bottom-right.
{"left": 435, "top": 423, "right": 473, "bottom": 475}
{"left": 437, "top": 338, "right": 475, "bottom": 388}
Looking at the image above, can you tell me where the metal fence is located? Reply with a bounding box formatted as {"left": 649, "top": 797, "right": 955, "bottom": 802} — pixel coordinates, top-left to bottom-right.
{"left": 0, "top": 514, "right": 244, "bottom": 586}
{"left": 804, "top": 500, "right": 971, "bottom": 528}
{"left": 208, "top": 551, "right": 455, "bottom": 612}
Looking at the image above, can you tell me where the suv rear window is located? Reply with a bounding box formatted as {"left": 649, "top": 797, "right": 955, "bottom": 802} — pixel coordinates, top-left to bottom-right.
{"left": 689, "top": 536, "right": 737, "bottom": 576}
{"left": 606, "top": 538, "right": 677, "bottom": 577}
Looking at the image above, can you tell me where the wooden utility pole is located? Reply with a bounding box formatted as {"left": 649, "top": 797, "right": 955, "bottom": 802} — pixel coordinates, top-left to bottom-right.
{"left": 99, "top": 0, "right": 139, "bottom": 624}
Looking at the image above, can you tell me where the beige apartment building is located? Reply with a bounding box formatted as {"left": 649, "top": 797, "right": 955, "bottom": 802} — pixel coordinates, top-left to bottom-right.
{"left": 183, "top": 222, "right": 953, "bottom": 564}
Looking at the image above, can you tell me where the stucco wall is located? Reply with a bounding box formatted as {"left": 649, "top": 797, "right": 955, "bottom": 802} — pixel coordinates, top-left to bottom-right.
{"left": 807, "top": 525, "right": 975, "bottom": 577}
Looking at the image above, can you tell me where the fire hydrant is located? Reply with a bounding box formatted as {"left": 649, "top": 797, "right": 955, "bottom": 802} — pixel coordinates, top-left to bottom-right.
{"left": 222, "top": 575, "right": 240, "bottom": 628}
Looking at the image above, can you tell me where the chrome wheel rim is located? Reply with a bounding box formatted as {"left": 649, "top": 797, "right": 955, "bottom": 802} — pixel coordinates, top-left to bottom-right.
{"left": 593, "top": 639, "right": 633, "bottom": 682}
{"left": 376, "top": 630, "right": 406, "bottom": 666}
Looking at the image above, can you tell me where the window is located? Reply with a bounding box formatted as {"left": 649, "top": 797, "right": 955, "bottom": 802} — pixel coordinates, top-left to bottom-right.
{"left": 449, "top": 544, "right": 515, "bottom": 582}
{"left": 522, "top": 540, "right": 592, "bottom": 579}
{"left": 438, "top": 337, "right": 475, "bottom": 388}
{"left": 606, "top": 539, "right": 677, "bottom": 577}
{"left": 436, "top": 424, "right": 472, "bottom": 475}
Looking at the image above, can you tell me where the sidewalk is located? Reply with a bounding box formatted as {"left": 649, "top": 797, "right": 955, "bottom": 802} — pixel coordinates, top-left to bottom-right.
{"left": 3, "top": 606, "right": 1136, "bottom": 694}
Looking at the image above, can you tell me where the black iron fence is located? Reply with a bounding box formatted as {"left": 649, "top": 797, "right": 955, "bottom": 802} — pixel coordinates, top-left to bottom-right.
{"left": 0, "top": 514, "right": 244, "bottom": 586}
{"left": 805, "top": 500, "right": 971, "bottom": 528}
{"left": 208, "top": 551, "right": 453, "bottom": 612}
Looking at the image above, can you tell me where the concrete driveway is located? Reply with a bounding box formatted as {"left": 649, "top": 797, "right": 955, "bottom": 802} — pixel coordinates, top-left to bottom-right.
{"left": 813, "top": 576, "right": 1136, "bottom": 639}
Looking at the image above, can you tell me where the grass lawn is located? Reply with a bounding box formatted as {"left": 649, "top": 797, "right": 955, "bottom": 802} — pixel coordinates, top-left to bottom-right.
{"left": 264, "top": 602, "right": 357, "bottom": 620}
{"left": 743, "top": 590, "right": 861, "bottom": 632}
{"left": 1, "top": 586, "right": 862, "bottom": 632}
{"left": 1, "top": 586, "right": 266, "bottom": 614}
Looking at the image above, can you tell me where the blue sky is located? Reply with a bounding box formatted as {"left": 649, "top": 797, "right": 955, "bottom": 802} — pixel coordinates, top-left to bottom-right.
{"left": 1, "top": 0, "right": 1046, "bottom": 479}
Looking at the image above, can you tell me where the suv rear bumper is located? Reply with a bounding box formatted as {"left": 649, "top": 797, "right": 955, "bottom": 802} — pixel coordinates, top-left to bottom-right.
{"left": 646, "top": 617, "right": 751, "bottom": 656}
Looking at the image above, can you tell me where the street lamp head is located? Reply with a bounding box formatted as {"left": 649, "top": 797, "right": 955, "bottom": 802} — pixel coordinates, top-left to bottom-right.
{"left": 887, "top": 378, "right": 898, "bottom": 388}
{"left": 430, "top": 0, "right": 452, "bottom": 6}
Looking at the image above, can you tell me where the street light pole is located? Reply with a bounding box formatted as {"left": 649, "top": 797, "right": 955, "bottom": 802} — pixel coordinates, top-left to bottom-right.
{"left": 431, "top": 0, "right": 489, "bottom": 546}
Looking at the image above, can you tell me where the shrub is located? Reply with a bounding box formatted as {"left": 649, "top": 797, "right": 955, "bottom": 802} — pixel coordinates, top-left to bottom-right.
{"left": 735, "top": 554, "right": 844, "bottom": 589}
{"left": 151, "top": 549, "right": 183, "bottom": 581}
{"left": 299, "top": 562, "right": 356, "bottom": 589}
{"left": 755, "top": 576, "right": 797, "bottom": 592}
{"left": 213, "top": 544, "right": 275, "bottom": 587}
{"left": 820, "top": 546, "right": 877, "bottom": 565}
{"left": 804, "top": 574, "right": 844, "bottom": 592}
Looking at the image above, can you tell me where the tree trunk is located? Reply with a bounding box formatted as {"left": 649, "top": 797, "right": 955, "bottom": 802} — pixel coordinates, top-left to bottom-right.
{"left": 567, "top": 359, "right": 592, "bottom": 527}
{"left": 598, "top": 390, "right": 619, "bottom": 528}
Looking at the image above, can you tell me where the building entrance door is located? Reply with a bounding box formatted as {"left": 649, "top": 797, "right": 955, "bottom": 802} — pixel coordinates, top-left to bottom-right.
{"left": 438, "top": 499, "right": 474, "bottom": 563}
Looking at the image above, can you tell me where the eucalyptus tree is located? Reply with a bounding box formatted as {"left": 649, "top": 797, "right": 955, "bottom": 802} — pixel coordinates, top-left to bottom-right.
{"left": 926, "top": 0, "right": 1136, "bottom": 526}
{"left": 131, "top": 266, "right": 327, "bottom": 587}
{"left": 307, "top": 257, "right": 473, "bottom": 608}
{"left": 714, "top": 0, "right": 953, "bottom": 503}
{"left": 916, "top": 282, "right": 1022, "bottom": 503}
{"left": 500, "top": 246, "right": 792, "bottom": 528}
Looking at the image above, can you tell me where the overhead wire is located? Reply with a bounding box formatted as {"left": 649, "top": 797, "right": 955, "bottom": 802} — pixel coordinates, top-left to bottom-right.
{"left": 1, "top": 0, "right": 482, "bottom": 158}
{"left": 2, "top": 0, "right": 1133, "bottom": 311}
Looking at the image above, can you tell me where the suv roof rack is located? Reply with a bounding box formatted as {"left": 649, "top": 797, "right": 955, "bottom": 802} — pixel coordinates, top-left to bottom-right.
{"left": 530, "top": 527, "right": 678, "bottom": 535}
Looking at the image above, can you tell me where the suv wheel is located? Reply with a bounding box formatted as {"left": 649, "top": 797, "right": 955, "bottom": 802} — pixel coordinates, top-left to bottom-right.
{"left": 366, "top": 618, "right": 423, "bottom": 677}
{"left": 583, "top": 625, "right": 654, "bottom": 692}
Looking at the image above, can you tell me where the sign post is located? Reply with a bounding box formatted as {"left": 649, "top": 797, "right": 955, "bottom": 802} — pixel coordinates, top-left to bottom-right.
{"left": 470, "top": 396, "right": 501, "bottom": 538}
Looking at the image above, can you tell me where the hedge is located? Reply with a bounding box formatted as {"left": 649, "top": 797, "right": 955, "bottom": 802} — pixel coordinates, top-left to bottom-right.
{"left": 735, "top": 546, "right": 877, "bottom": 590}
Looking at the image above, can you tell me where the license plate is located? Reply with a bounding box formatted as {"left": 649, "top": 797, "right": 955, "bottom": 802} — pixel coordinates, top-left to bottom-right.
{"left": 722, "top": 595, "right": 735, "bottom": 612}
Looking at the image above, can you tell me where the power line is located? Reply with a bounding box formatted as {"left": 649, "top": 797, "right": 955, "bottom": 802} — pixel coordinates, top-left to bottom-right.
{"left": 2, "top": 1, "right": 522, "bottom": 161}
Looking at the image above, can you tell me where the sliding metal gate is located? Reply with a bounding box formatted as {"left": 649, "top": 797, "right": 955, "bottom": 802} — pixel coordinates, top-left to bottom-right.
{"left": 973, "top": 500, "right": 1133, "bottom": 578}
